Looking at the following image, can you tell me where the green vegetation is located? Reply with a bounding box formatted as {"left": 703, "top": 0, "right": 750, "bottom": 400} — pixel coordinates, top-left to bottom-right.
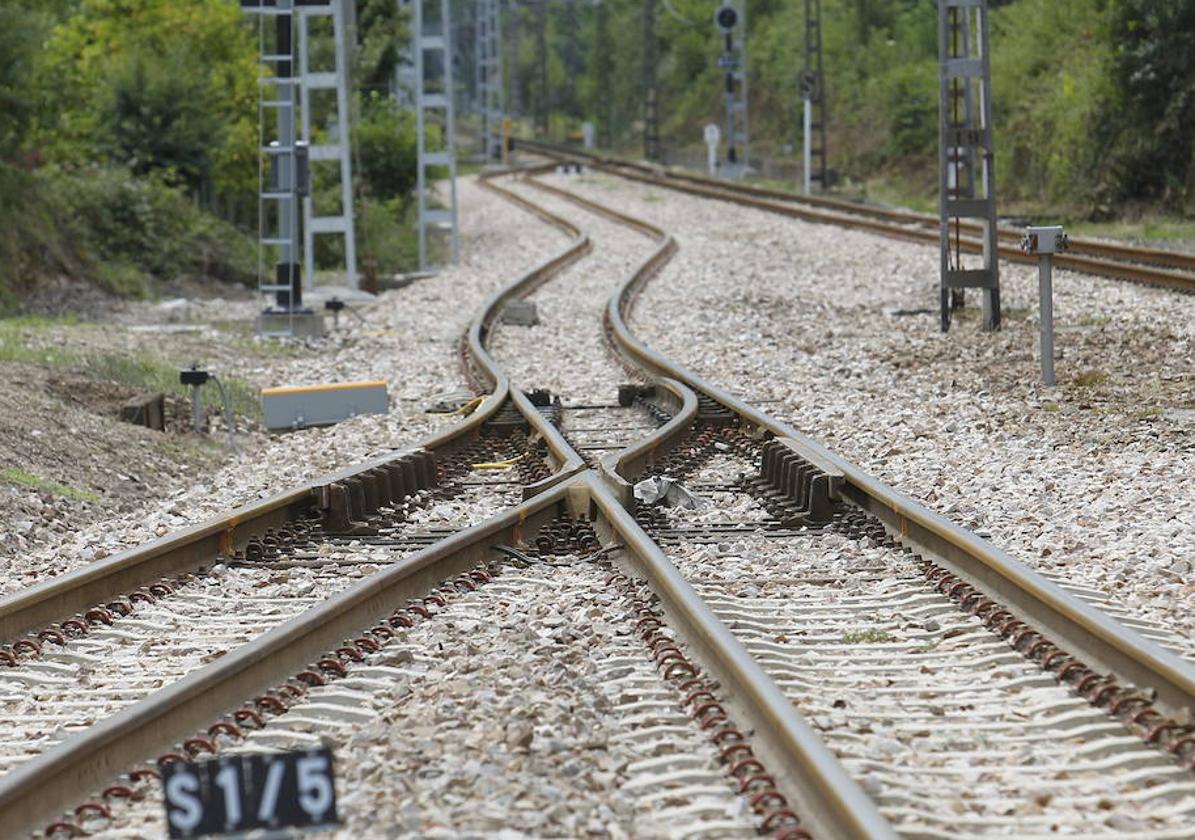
{"left": 842, "top": 628, "right": 895, "bottom": 644}
{"left": 516, "top": 0, "right": 1195, "bottom": 222}
{"left": 1075, "top": 369, "right": 1110, "bottom": 387}
{"left": 1, "top": 467, "right": 101, "bottom": 502}
{"left": 0, "top": 0, "right": 418, "bottom": 312}
{"left": 87, "top": 353, "right": 261, "bottom": 419}
{"left": 0, "top": 317, "right": 261, "bottom": 418}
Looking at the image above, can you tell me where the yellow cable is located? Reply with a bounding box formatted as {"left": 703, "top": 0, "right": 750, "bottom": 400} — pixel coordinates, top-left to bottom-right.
{"left": 452, "top": 396, "right": 485, "bottom": 416}
{"left": 427, "top": 395, "right": 485, "bottom": 417}
{"left": 471, "top": 452, "right": 529, "bottom": 470}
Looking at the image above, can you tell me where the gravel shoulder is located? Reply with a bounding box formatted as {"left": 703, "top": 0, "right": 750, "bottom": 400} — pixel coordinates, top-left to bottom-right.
{"left": 0, "top": 176, "right": 561, "bottom": 596}
{"left": 487, "top": 175, "right": 650, "bottom": 402}
{"left": 546, "top": 170, "right": 1195, "bottom": 653}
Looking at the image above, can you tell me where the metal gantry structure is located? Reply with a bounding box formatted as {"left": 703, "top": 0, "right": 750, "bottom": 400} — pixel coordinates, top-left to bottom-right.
{"left": 801, "top": 0, "right": 827, "bottom": 194}
{"left": 938, "top": 0, "right": 1000, "bottom": 332}
{"left": 242, "top": 0, "right": 358, "bottom": 338}
{"left": 297, "top": 0, "right": 358, "bottom": 290}
{"left": 474, "top": 0, "right": 504, "bottom": 160}
{"left": 243, "top": 0, "right": 307, "bottom": 325}
{"left": 411, "top": 0, "right": 461, "bottom": 270}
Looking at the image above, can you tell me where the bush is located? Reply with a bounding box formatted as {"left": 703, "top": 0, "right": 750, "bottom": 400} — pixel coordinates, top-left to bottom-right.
{"left": 355, "top": 96, "right": 419, "bottom": 203}
{"left": 0, "top": 165, "right": 256, "bottom": 309}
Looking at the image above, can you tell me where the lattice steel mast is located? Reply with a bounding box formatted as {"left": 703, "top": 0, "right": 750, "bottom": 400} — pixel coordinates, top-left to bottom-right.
{"left": 642, "top": 0, "right": 661, "bottom": 161}
{"left": 938, "top": 0, "right": 999, "bottom": 332}
{"left": 801, "top": 0, "right": 827, "bottom": 193}
{"left": 412, "top": 0, "right": 460, "bottom": 269}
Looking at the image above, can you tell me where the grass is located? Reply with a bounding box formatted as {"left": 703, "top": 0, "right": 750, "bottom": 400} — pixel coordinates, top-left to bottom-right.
{"left": 842, "top": 628, "right": 895, "bottom": 644}
{"left": 0, "top": 317, "right": 262, "bottom": 419}
{"left": 1069, "top": 217, "right": 1195, "bottom": 248}
{"left": 1075, "top": 369, "right": 1109, "bottom": 387}
{"left": 1, "top": 467, "right": 100, "bottom": 502}
{"left": 88, "top": 353, "right": 260, "bottom": 418}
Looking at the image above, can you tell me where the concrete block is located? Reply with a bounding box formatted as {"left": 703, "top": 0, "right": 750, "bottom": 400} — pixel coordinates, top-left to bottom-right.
{"left": 501, "top": 300, "right": 539, "bottom": 326}
{"left": 256, "top": 310, "right": 326, "bottom": 338}
{"left": 119, "top": 393, "right": 166, "bottom": 431}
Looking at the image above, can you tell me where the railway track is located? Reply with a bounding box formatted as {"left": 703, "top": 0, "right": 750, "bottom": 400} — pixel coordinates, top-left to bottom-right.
{"left": 1, "top": 162, "right": 1193, "bottom": 839}
{"left": 515, "top": 138, "right": 1195, "bottom": 295}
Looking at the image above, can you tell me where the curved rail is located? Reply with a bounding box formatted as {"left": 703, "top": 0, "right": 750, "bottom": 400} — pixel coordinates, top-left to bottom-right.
{"left": 518, "top": 166, "right": 1195, "bottom": 721}
{"left": 517, "top": 138, "right": 1195, "bottom": 293}
{"left": 0, "top": 167, "right": 585, "bottom": 646}
{"left": 0, "top": 165, "right": 894, "bottom": 840}
{"left": 10, "top": 160, "right": 1194, "bottom": 840}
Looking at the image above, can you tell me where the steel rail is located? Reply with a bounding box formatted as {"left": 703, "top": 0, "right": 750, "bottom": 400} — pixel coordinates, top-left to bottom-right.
{"left": 0, "top": 161, "right": 597, "bottom": 835}
{"left": 597, "top": 377, "right": 697, "bottom": 508}
{"left": 582, "top": 472, "right": 898, "bottom": 840}
{"left": 0, "top": 166, "right": 588, "bottom": 647}
{"left": 460, "top": 173, "right": 897, "bottom": 838}
{"left": 2, "top": 164, "right": 895, "bottom": 840}
{"left": 520, "top": 169, "right": 1195, "bottom": 721}
{"left": 0, "top": 481, "right": 576, "bottom": 838}
{"left": 517, "top": 139, "right": 1195, "bottom": 293}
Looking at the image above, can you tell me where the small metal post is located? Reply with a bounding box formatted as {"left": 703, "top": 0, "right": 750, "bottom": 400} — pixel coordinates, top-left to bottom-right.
{"left": 180, "top": 365, "right": 212, "bottom": 434}
{"left": 802, "top": 96, "right": 812, "bottom": 195}
{"left": 1021, "top": 225, "right": 1068, "bottom": 387}
{"left": 1038, "top": 253, "right": 1055, "bottom": 386}
{"left": 704, "top": 123, "right": 720, "bottom": 176}
{"left": 191, "top": 386, "right": 203, "bottom": 433}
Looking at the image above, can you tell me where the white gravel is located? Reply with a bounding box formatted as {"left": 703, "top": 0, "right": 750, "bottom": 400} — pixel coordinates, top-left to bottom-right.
{"left": 548, "top": 171, "right": 1195, "bottom": 656}
{"left": 666, "top": 531, "right": 1195, "bottom": 836}
{"left": 1, "top": 176, "right": 561, "bottom": 597}
{"left": 486, "top": 175, "right": 651, "bottom": 403}
{"left": 87, "top": 557, "right": 761, "bottom": 838}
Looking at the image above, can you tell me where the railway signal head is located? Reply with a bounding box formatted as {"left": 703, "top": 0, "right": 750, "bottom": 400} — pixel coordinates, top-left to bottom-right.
{"left": 715, "top": 3, "right": 737, "bottom": 33}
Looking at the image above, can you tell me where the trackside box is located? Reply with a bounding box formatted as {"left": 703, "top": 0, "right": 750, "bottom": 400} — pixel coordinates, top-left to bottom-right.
{"left": 262, "top": 381, "right": 389, "bottom": 431}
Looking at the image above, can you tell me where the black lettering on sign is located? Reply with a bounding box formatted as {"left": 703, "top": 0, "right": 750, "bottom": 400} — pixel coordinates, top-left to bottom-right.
{"left": 161, "top": 747, "right": 338, "bottom": 838}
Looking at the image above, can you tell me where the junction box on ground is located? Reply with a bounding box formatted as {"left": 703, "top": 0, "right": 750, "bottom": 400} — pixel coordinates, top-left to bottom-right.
{"left": 262, "top": 381, "right": 389, "bottom": 431}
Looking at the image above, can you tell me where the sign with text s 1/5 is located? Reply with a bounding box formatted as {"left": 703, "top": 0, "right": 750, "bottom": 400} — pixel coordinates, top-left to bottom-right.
{"left": 161, "top": 748, "right": 338, "bottom": 838}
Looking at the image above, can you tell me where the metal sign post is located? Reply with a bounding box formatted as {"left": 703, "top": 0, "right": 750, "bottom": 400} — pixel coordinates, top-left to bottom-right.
{"left": 801, "top": 0, "right": 827, "bottom": 193}
{"left": 714, "top": 0, "right": 748, "bottom": 177}
{"left": 704, "top": 123, "right": 721, "bottom": 176}
{"left": 938, "top": 0, "right": 1000, "bottom": 333}
{"left": 1021, "top": 225, "right": 1068, "bottom": 386}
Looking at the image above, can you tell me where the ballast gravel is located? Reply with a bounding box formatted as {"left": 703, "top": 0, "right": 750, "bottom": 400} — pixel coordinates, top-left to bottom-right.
{"left": 546, "top": 171, "right": 1195, "bottom": 655}
{"left": 0, "top": 176, "right": 561, "bottom": 597}
{"left": 664, "top": 532, "right": 1195, "bottom": 836}
{"left": 486, "top": 176, "right": 651, "bottom": 403}
{"left": 90, "top": 558, "right": 760, "bottom": 839}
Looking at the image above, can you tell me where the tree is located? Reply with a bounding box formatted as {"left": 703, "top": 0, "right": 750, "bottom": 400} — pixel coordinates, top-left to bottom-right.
{"left": 101, "top": 45, "right": 225, "bottom": 192}
{"left": 1111, "top": 0, "right": 1195, "bottom": 208}
{"left": 37, "top": 0, "right": 259, "bottom": 206}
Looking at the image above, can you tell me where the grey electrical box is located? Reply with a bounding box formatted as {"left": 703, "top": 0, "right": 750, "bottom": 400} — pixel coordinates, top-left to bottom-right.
{"left": 1022, "top": 225, "right": 1067, "bottom": 255}
{"left": 501, "top": 300, "right": 539, "bottom": 326}
{"left": 262, "top": 380, "right": 389, "bottom": 431}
